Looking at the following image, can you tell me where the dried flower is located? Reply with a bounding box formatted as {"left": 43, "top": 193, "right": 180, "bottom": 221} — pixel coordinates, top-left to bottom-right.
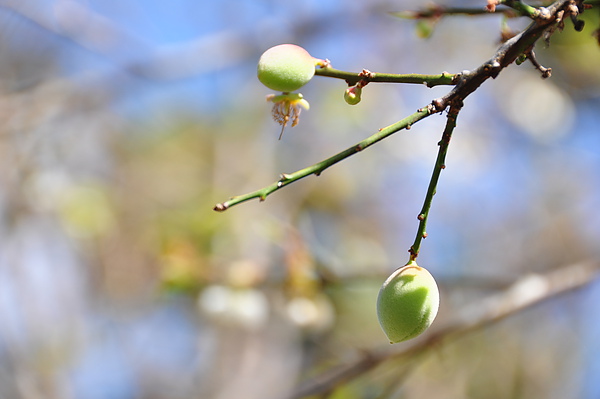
{"left": 266, "top": 93, "right": 310, "bottom": 140}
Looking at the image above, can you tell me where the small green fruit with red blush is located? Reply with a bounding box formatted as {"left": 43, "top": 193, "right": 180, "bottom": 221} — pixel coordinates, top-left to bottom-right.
{"left": 344, "top": 85, "right": 362, "bottom": 105}
{"left": 257, "top": 44, "right": 317, "bottom": 92}
{"left": 377, "top": 262, "right": 439, "bottom": 343}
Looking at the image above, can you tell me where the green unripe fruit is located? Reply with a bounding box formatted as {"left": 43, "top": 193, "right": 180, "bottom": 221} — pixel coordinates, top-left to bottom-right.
{"left": 257, "top": 44, "right": 316, "bottom": 92}
{"left": 377, "top": 263, "right": 439, "bottom": 343}
{"left": 344, "top": 85, "right": 362, "bottom": 105}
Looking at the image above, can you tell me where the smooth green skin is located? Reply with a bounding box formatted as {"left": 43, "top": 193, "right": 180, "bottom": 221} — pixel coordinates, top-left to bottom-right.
{"left": 377, "top": 264, "right": 439, "bottom": 343}
{"left": 257, "top": 44, "right": 316, "bottom": 92}
{"left": 344, "top": 86, "right": 362, "bottom": 105}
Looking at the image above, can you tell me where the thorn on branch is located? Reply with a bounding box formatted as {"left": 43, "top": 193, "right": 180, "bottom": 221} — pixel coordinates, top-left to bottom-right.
{"left": 526, "top": 49, "right": 552, "bottom": 78}
{"left": 570, "top": 14, "right": 585, "bottom": 31}
{"left": 277, "top": 174, "right": 291, "bottom": 187}
{"left": 567, "top": 2, "right": 585, "bottom": 31}
{"left": 544, "top": 10, "right": 565, "bottom": 43}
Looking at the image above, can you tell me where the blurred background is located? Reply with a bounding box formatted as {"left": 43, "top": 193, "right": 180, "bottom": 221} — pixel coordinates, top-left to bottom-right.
{"left": 0, "top": 0, "right": 599, "bottom": 398}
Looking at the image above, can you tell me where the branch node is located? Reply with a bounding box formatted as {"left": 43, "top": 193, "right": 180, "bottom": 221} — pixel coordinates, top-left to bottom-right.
{"left": 537, "top": 6, "right": 551, "bottom": 20}
{"left": 567, "top": 2, "right": 579, "bottom": 17}
{"left": 213, "top": 203, "right": 228, "bottom": 212}
{"left": 431, "top": 98, "right": 445, "bottom": 112}
{"left": 317, "top": 58, "right": 331, "bottom": 69}
{"left": 454, "top": 70, "right": 471, "bottom": 85}
{"left": 359, "top": 69, "right": 375, "bottom": 80}
{"left": 526, "top": 49, "right": 552, "bottom": 78}
{"left": 484, "top": 61, "right": 501, "bottom": 75}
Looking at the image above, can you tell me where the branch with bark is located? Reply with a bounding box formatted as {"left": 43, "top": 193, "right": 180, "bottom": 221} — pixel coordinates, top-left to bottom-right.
{"left": 213, "top": 0, "right": 587, "bottom": 213}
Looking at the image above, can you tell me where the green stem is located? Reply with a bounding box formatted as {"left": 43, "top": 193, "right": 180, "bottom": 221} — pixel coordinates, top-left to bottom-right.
{"left": 408, "top": 104, "right": 461, "bottom": 261}
{"left": 214, "top": 106, "right": 433, "bottom": 212}
{"left": 315, "top": 68, "right": 456, "bottom": 88}
{"left": 499, "top": 0, "right": 541, "bottom": 18}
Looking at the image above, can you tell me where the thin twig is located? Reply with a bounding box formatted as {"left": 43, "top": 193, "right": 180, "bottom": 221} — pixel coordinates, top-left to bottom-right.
{"left": 499, "top": 0, "right": 543, "bottom": 18}
{"left": 213, "top": 107, "right": 433, "bottom": 211}
{"left": 409, "top": 103, "right": 461, "bottom": 261}
{"left": 314, "top": 68, "right": 456, "bottom": 87}
{"left": 390, "top": 6, "right": 506, "bottom": 19}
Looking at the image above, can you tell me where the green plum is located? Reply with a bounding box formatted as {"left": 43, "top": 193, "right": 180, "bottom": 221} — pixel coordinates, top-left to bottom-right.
{"left": 257, "top": 44, "right": 316, "bottom": 92}
{"left": 377, "top": 263, "right": 439, "bottom": 343}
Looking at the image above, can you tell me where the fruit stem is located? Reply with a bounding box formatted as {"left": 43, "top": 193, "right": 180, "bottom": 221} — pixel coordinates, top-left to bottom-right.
{"left": 409, "top": 102, "right": 462, "bottom": 261}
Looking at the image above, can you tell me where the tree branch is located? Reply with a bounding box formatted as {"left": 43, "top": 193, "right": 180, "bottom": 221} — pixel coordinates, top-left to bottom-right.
{"left": 214, "top": 0, "right": 582, "bottom": 212}
{"left": 314, "top": 68, "right": 456, "bottom": 87}
{"left": 499, "top": 0, "right": 542, "bottom": 18}
{"left": 213, "top": 106, "right": 433, "bottom": 211}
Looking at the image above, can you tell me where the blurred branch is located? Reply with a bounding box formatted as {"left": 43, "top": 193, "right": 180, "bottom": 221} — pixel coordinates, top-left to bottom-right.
{"left": 2, "top": 0, "right": 445, "bottom": 83}
{"left": 0, "top": 1, "right": 149, "bottom": 63}
{"left": 0, "top": 1, "right": 253, "bottom": 80}
{"left": 291, "top": 260, "right": 600, "bottom": 399}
